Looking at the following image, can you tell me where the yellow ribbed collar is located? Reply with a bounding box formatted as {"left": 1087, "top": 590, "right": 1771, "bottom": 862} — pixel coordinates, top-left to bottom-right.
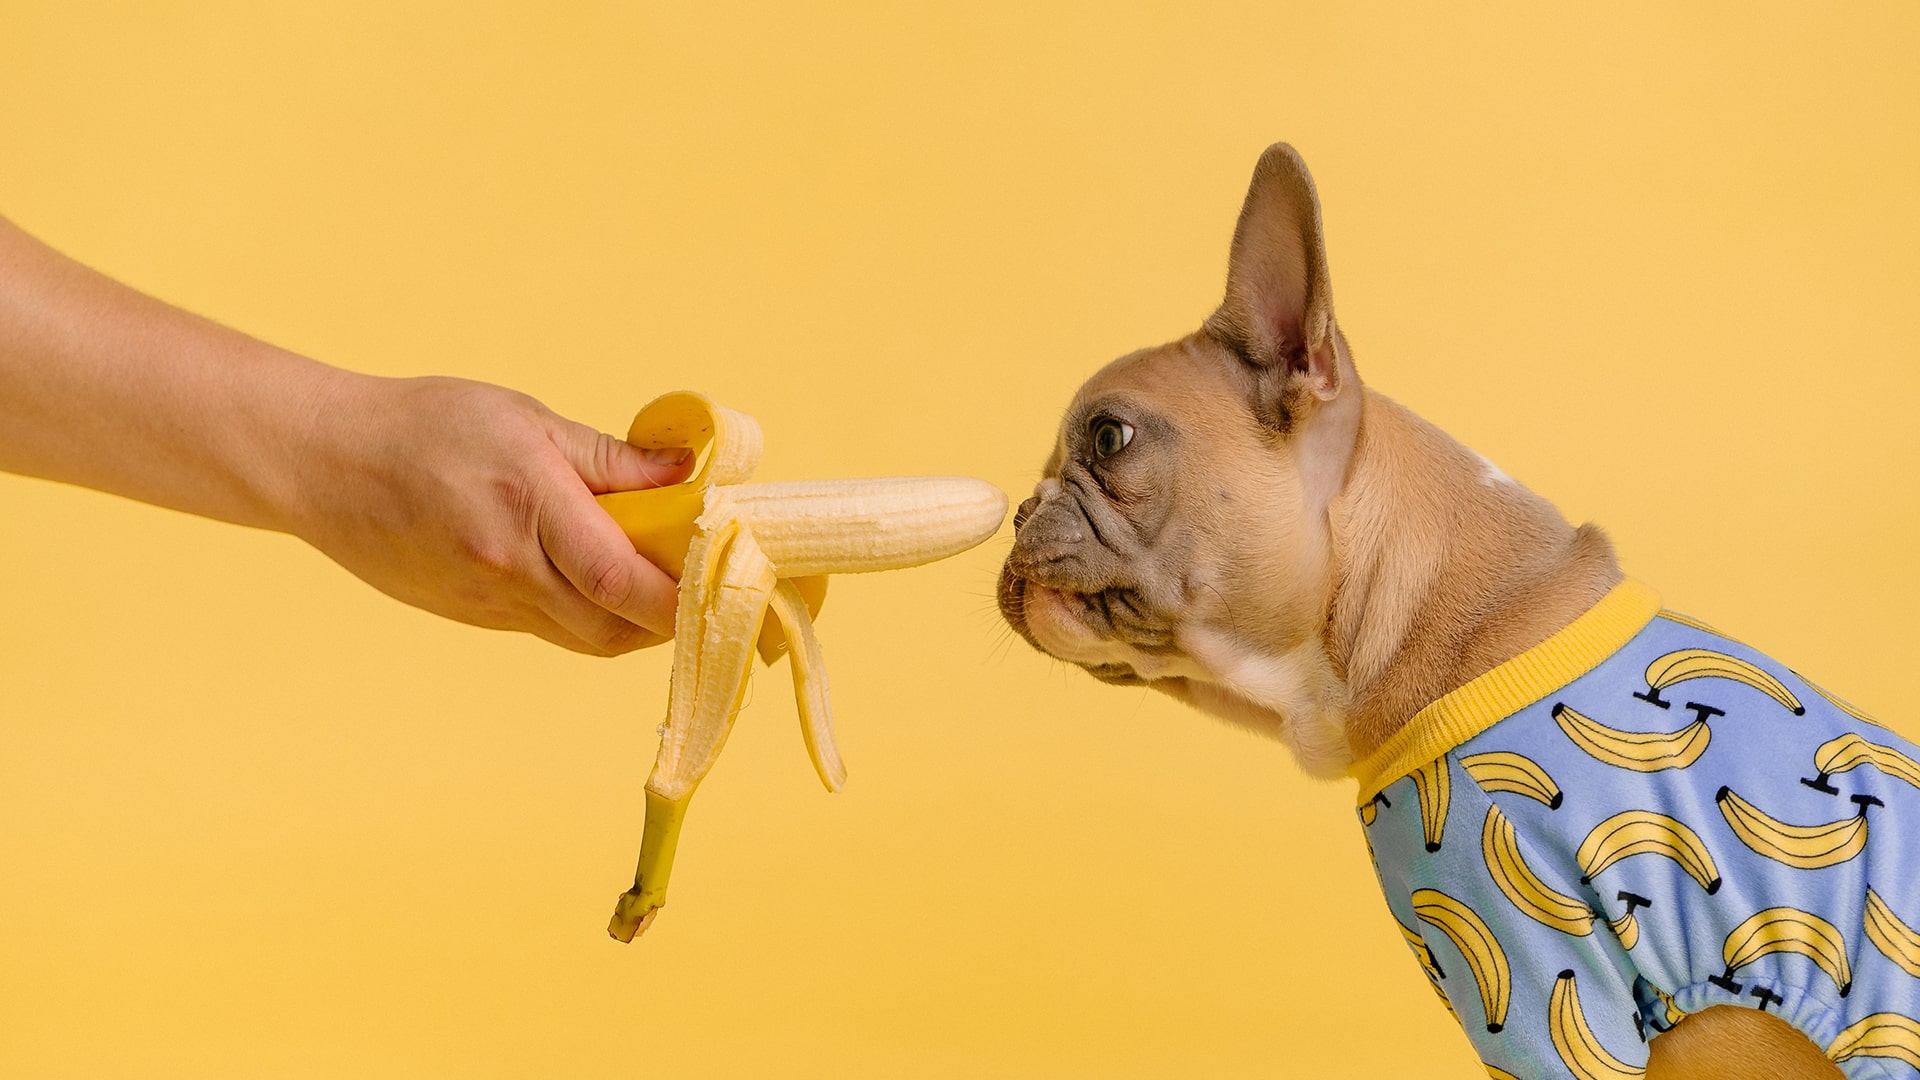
{"left": 1348, "top": 578, "right": 1662, "bottom": 805}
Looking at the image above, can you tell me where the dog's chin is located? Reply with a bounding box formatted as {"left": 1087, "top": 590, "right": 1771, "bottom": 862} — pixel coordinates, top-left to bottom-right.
{"left": 1006, "top": 580, "right": 1157, "bottom": 685}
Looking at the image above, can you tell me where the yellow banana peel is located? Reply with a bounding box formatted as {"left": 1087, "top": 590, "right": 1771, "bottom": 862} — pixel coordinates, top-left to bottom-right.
{"left": 598, "top": 391, "right": 1008, "bottom": 942}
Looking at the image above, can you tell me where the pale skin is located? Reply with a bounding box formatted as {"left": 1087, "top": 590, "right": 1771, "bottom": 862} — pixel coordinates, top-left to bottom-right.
{"left": 0, "top": 216, "right": 687, "bottom": 656}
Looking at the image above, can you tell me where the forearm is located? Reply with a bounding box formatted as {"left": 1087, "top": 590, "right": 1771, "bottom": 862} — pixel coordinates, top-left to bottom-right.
{"left": 0, "top": 215, "right": 339, "bottom": 531}
{"left": 0, "top": 214, "right": 683, "bottom": 652}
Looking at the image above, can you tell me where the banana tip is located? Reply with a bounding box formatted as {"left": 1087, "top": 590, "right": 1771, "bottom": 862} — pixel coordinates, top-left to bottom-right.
{"left": 608, "top": 893, "right": 662, "bottom": 943}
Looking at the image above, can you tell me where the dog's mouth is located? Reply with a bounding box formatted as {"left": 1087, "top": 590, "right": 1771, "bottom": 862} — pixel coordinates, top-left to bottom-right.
{"left": 996, "top": 570, "right": 1165, "bottom": 685}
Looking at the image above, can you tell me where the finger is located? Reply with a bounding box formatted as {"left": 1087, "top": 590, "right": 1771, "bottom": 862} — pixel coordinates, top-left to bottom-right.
{"left": 540, "top": 483, "right": 680, "bottom": 638}
{"left": 526, "top": 616, "right": 622, "bottom": 657}
{"left": 534, "top": 559, "right": 672, "bottom": 655}
{"left": 537, "top": 620, "right": 667, "bottom": 657}
{"left": 552, "top": 418, "right": 695, "bottom": 494}
{"left": 538, "top": 617, "right": 668, "bottom": 656}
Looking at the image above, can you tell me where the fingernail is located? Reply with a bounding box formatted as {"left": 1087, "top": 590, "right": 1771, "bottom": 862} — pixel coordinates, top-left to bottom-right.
{"left": 643, "top": 447, "right": 693, "bottom": 467}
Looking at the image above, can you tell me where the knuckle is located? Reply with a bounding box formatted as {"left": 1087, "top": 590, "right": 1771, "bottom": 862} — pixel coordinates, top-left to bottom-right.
{"left": 495, "top": 474, "right": 542, "bottom": 523}
{"left": 593, "top": 432, "right": 626, "bottom": 479}
{"left": 463, "top": 536, "right": 520, "bottom": 580}
{"left": 583, "top": 553, "right": 635, "bottom": 609}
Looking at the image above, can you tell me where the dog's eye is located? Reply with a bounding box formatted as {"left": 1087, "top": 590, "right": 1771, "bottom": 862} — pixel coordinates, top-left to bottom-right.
{"left": 1090, "top": 417, "right": 1134, "bottom": 459}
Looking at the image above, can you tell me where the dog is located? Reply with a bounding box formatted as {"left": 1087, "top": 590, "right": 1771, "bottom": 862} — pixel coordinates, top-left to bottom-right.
{"left": 997, "top": 143, "right": 1919, "bottom": 1080}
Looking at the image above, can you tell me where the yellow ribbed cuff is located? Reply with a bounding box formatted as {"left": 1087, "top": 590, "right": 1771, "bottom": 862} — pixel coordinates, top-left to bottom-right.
{"left": 1349, "top": 578, "right": 1662, "bottom": 805}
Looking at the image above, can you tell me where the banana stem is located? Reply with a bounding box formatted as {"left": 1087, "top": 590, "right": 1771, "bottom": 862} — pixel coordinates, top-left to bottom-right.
{"left": 608, "top": 789, "right": 691, "bottom": 942}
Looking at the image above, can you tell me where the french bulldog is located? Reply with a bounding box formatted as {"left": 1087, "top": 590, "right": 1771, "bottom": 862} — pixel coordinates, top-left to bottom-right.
{"left": 997, "top": 144, "right": 1917, "bottom": 1080}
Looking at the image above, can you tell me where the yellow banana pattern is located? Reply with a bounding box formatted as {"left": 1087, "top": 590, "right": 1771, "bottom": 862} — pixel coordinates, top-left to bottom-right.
{"left": 1460, "top": 751, "right": 1564, "bottom": 809}
{"left": 1717, "top": 906, "right": 1853, "bottom": 997}
{"left": 1482, "top": 805, "right": 1595, "bottom": 937}
{"left": 1413, "top": 888, "right": 1512, "bottom": 1034}
{"left": 1799, "top": 674, "right": 1881, "bottom": 726}
{"left": 1412, "top": 758, "right": 1450, "bottom": 853}
{"left": 602, "top": 392, "right": 1006, "bottom": 940}
{"left": 1655, "top": 609, "right": 1722, "bottom": 635}
{"left": 1607, "top": 892, "right": 1651, "bottom": 952}
{"left": 1827, "top": 1012, "right": 1920, "bottom": 1071}
{"left": 1714, "top": 785, "right": 1869, "bottom": 870}
{"left": 1575, "top": 810, "right": 1722, "bottom": 894}
{"left": 1636, "top": 648, "right": 1805, "bottom": 714}
{"left": 1606, "top": 911, "right": 1638, "bottom": 951}
{"left": 1394, "top": 912, "right": 1454, "bottom": 1015}
{"left": 1397, "top": 915, "right": 1446, "bottom": 982}
{"left": 1864, "top": 887, "right": 1920, "bottom": 979}
{"left": 1358, "top": 589, "right": 1920, "bottom": 1077}
{"left": 1812, "top": 732, "right": 1920, "bottom": 793}
{"left": 1552, "top": 702, "right": 1712, "bottom": 772}
{"left": 1649, "top": 982, "right": 1686, "bottom": 1030}
{"left": 1549, "top": 970, "right": 1644, "bottom": 1079}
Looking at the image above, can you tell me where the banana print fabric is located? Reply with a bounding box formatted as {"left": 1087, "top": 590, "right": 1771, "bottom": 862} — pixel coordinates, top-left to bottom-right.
{"left": 1355, "top": 588, "right": 1920, "bottom": 1079}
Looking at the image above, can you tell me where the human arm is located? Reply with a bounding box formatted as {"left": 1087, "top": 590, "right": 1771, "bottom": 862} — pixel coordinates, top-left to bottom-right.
{"left": 0, "top": 215, "right": 685, "bottom": 655}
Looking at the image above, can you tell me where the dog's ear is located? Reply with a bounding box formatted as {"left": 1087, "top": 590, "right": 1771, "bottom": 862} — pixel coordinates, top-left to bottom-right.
{"left": 1205, "top": 143, "right": 1342, "bottom": 429}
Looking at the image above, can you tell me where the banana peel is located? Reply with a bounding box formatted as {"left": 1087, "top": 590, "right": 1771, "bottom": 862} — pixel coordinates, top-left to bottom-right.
{"left": 597, "top": 391, "right": 1007, "bottom": 941}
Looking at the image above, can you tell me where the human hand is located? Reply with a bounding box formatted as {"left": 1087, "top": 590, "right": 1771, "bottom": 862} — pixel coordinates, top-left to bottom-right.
{"left": 286, "top": 373, "right": 693, "bottom": 655}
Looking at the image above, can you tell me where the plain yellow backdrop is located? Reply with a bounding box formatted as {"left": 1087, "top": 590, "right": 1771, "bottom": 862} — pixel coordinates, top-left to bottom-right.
{"left": 3, "top": 4, "right": 1916, "bottom": 1077}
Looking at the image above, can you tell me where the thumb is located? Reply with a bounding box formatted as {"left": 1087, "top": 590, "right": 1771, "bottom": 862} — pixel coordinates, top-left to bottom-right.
{"left": 553, "top": 419, "right": 695, "bottom": 494}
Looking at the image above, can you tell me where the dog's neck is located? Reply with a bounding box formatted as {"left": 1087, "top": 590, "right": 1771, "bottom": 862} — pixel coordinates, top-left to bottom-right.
{"left": 1324, "top": 389, "right": 1624, "bottom": 765}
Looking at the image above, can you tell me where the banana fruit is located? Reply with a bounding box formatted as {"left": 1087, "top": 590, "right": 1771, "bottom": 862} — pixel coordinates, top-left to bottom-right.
{"left": 1575, "top": 810, "right": 1722, "bottom": 894}
{"left": 1864, "top": 887, "right": 1920, "bottom": 978}
{"left": 1412, "top": 758, "right": 1450, "bottom": 852}
{"left": 1719, "top": 906, "right": 1852, "bottom": 997}
{"left": 1715, "top": 785, "right": 1869, "bottom": 870}
{"left": 1647, "top": 981, "right": 1686, "bottom": 1030}
{"left": 1482, "top": 805, "right": 1596, "bottom": 937}
{"left": 598, "top": 392, "right": 1008, "bottom": 941}
{"left": 1606, "top": 911, "right": 1639, "bottom": 951}
{"left": 1813, "top": 733, "right": 1920, "bottom": 792}
{"left": 1636, "top": 648, "right": 1805, "bottom": 714}
{"left": 1393, "top": 912, "right": 1454, "bottom": 1015}
{"left": 1802, "top": 676, "right": 1879, "bottom": 725}
{"left": 1549, "top": 970, "right": 1644, "bottom": 1079}
{"left": 1460, "top": 750, "right": 1563, "bottom": 809}
{"left": 1552, "top": 702, "right": 1711, "bottom": 772}
{"left": 1412, "top": 888, "right": 1512, "bottom": 1034}
{"left": 1828, "top": 1012, "right": 1920, "bottom": 1071}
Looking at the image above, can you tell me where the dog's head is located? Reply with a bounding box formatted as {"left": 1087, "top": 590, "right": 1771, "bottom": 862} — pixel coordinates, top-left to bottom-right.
{"left": 997, "top": 144, "right": 1366, "bottom": 774}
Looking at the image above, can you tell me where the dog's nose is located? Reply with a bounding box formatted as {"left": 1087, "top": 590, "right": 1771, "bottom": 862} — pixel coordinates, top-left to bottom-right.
{"left": 1014, "top": 495, "right": 1040, "bottom": 530}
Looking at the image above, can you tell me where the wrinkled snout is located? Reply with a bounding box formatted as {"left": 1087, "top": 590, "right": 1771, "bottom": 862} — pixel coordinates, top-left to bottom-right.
{"left": 1002, "top": 479, "right": 1092, "bottom": 584}
{"left": 998, "top": 478, "right": 1117, "bottom": 656}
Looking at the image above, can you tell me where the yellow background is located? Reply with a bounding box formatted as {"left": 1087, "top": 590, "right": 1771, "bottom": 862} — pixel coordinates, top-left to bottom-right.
{"left": 3, "top": 4, "right": 1917, "bottom": 1076}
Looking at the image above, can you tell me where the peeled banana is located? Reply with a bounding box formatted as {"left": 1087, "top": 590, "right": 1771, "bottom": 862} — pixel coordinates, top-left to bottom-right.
{"left": 598, "top": 392, "right": 1008, "bottom": 941}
